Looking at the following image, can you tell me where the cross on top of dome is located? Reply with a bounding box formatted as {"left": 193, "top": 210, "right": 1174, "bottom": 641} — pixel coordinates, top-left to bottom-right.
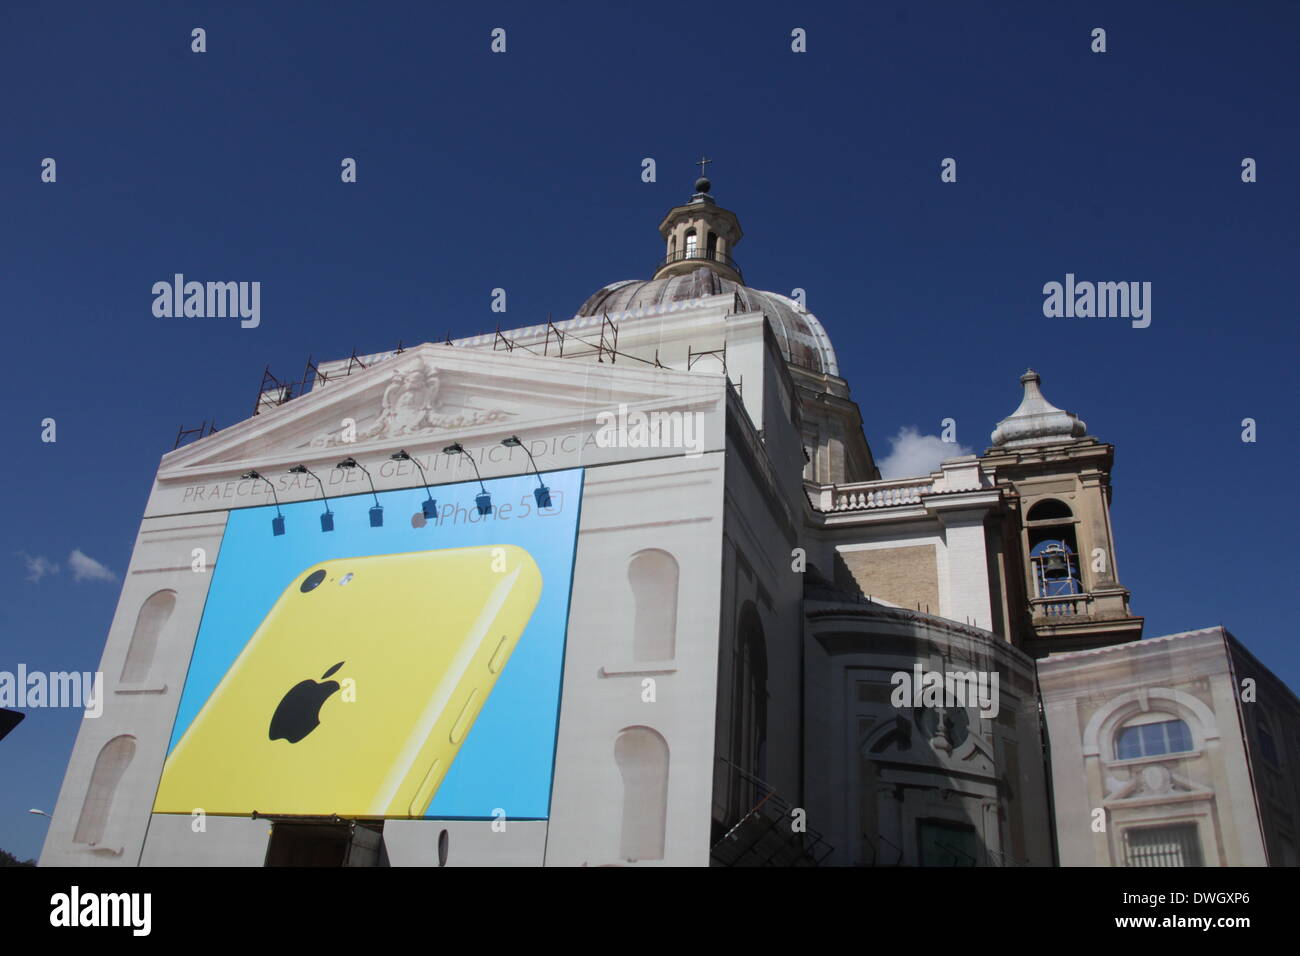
{"left": 694, "top": 155, "right": 712, "bottom": 195}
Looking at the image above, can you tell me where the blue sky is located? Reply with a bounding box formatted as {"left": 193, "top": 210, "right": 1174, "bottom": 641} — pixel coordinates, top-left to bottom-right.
{"left": 1, "top": 1, "right": 1297, "bottom": 861}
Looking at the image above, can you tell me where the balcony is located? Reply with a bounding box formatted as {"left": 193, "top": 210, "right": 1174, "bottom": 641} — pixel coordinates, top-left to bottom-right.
{"left": 1030, "top": 594, "right": 1092, "bottom": 619}
{"left": 655, "top": 248, "right": 743, "bottom": 281}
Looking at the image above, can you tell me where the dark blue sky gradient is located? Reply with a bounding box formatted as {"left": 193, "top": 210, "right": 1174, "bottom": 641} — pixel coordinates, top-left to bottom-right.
{"left": 2, "top": 1, "right": 1297, "bottom": 860}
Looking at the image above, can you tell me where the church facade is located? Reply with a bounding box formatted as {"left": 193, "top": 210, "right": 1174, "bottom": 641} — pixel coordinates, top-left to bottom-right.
{"left": 40, "top": 176, "right": 1298, "bottom": 866}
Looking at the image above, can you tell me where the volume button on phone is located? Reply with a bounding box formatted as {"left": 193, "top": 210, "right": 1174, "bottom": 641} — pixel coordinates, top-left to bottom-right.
{"left": 488, "top": 635, "right": 510, "bottom": 673}
{"left": 449, "top": 689, "right": 480, "bottom": 744}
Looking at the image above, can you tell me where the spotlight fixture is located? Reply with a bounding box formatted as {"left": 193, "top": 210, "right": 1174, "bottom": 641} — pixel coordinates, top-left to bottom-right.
{"left": 443, "top": 442, "right": 492, "bottom": 515}
{"left": 390, "top": 450, "right": 437, "bottom": 519}
{"left": 500, "top": 435, "right": 552, "bottom": 509}
{"left": 337, "top": 457, "right": 383, "bottom": 527}
{"left": 289, "top": 464, "right": 334, "bottom": 532}
{"left": 242, "top": 470, "right": 286, "bottom": 535}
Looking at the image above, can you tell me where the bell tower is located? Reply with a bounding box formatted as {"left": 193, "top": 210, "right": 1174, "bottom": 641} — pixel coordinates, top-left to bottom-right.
{"left": 652, "top": 157, "right": 744, "bottom": 284}
{"left": 981, "top": 369, "right": 1143, "bottom": 656}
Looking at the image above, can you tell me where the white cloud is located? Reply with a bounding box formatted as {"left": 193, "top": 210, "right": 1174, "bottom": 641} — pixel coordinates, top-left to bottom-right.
{"left": 18, "top": 552, "right": 59, "bottom": 583}
{"left": 68, "top": 549, "right": 116, "bottom": 583}
{"left": 877, "top": 426, "right": 972, "bottom": 479}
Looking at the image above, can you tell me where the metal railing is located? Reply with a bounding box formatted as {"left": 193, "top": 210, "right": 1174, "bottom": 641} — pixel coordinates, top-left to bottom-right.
{"left": 656, "top": 247, "right": 742, "bottom": 279}
{"left": 710, "top": 761, "right": 833, "bottom": 867}
{"left": 1123, "top": 824, "right": 1204, "bottom": 867}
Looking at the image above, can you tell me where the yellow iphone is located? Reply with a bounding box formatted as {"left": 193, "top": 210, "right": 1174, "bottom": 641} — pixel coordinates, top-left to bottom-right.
{"left": 153, "top": 545, "right": 542, "bottom": 818}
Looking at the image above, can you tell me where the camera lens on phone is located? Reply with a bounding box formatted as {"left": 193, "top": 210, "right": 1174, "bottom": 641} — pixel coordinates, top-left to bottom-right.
{"left": 300, "top": 569, "right": 327, "bottom": 593}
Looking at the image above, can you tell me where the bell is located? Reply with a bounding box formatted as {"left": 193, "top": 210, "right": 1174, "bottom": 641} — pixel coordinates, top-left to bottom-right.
{"left": 1042, "top": 552, "right": 1068, "bottom": 575}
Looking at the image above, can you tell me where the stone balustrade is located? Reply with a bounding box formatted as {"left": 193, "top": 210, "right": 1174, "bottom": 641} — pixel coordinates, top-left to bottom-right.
{"left": 832, "top": 477, "right": 934, "bottom": 511}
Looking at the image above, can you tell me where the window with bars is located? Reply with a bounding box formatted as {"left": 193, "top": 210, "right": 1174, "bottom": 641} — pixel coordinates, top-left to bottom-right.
{"left": 1124, "top": 823, "right": 1203, "bottom": 867}
{"left": 1115, "top": 718, "right": 1193, "bottom": 760}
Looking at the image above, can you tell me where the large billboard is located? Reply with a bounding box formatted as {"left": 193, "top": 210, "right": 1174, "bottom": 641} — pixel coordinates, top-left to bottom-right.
{"left": 153, "top": 468, "right": 583, "bottom": 820}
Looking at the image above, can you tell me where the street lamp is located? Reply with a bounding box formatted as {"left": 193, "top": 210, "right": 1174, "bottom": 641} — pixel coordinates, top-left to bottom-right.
{"left": 390, "top": 450, "right": 437, "bottom": 519}
{"left": 501, "top": 435, "right": 551, "bottom": 508}
{"left": 443, "top": 443, "right": 492, "bottom": 515}
{"left": 337, "top": 457, "right": 383, "bottom": 527}
{"left": 289, "top": 464, "right": 334, "bottom": 531}
{"left": 241, "top": 470, "right": 285, "bottom": 535}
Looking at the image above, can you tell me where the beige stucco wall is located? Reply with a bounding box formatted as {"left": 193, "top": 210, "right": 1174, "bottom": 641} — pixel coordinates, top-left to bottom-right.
{"left": 839, "top": 544, "right": 939, "bottom": 613}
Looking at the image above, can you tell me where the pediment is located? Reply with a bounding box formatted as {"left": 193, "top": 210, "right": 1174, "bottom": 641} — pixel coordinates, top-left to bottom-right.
{"left": 157, "top": 342, "right": 723, "bottom": 483}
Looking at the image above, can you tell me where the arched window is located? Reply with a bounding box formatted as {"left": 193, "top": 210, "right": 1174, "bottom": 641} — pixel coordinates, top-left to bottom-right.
{"left": 684, "top": 228, "right": 698, "bottom": 258}
{"left": 628, "top": 549, "right": 678, "bottom": 662}
{"left": 1026, "top": 499, "right": 1082, "bottom": 600}
{"left": 615, "top": 727, "right": 669, "bottom": 861}
{"left": 1083, "top": 688, "right": 1217, "bottom": 762}
{"left": 1027, "top": 498, "right": 1073, "bottom": 521}
{"left": 120, "top": 589, "right": 176, "bottom": 684}
{"left": 1115, "top": 716, "right": 1193, "bottom": 760}
{"left": 727, "top": 604, "right": 768, "bottom": 823}
{"left": 73, "top": 735, "right": 136, "bottom": 845}
{"left": 706, "top": 231, "right": 718, "bottom": 258}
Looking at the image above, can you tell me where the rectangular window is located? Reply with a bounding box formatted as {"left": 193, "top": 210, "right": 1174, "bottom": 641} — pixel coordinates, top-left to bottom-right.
{"left": 1124, "top": 823, "right": 1203, "bottom": 867}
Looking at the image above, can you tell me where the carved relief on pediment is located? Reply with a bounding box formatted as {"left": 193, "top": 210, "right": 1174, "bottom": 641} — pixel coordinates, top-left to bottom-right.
{"left": 303, "top": 356, "right": 512, "bottom": 449}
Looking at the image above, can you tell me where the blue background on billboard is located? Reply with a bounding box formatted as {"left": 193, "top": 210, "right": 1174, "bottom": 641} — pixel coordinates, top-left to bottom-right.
{"left": 166, "top": 468, "right": 584, "bottom": 819}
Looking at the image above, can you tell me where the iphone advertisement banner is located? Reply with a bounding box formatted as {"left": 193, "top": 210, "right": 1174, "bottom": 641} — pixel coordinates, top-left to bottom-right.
{"left": 152, "top": 468, "right": 584, "bottom": 820}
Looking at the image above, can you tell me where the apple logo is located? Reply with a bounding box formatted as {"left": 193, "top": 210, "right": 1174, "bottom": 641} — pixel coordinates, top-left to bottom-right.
{"left": 269, "top": 661, "right": 345, "bottom": 743}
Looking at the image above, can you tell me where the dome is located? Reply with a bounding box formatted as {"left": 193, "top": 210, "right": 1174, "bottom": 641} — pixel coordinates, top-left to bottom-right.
{"left": 575, "top": 267, "right": 839, "bottom": 376}
{"left": 990, "top": 369, "right": 1088, "bottom": 448}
